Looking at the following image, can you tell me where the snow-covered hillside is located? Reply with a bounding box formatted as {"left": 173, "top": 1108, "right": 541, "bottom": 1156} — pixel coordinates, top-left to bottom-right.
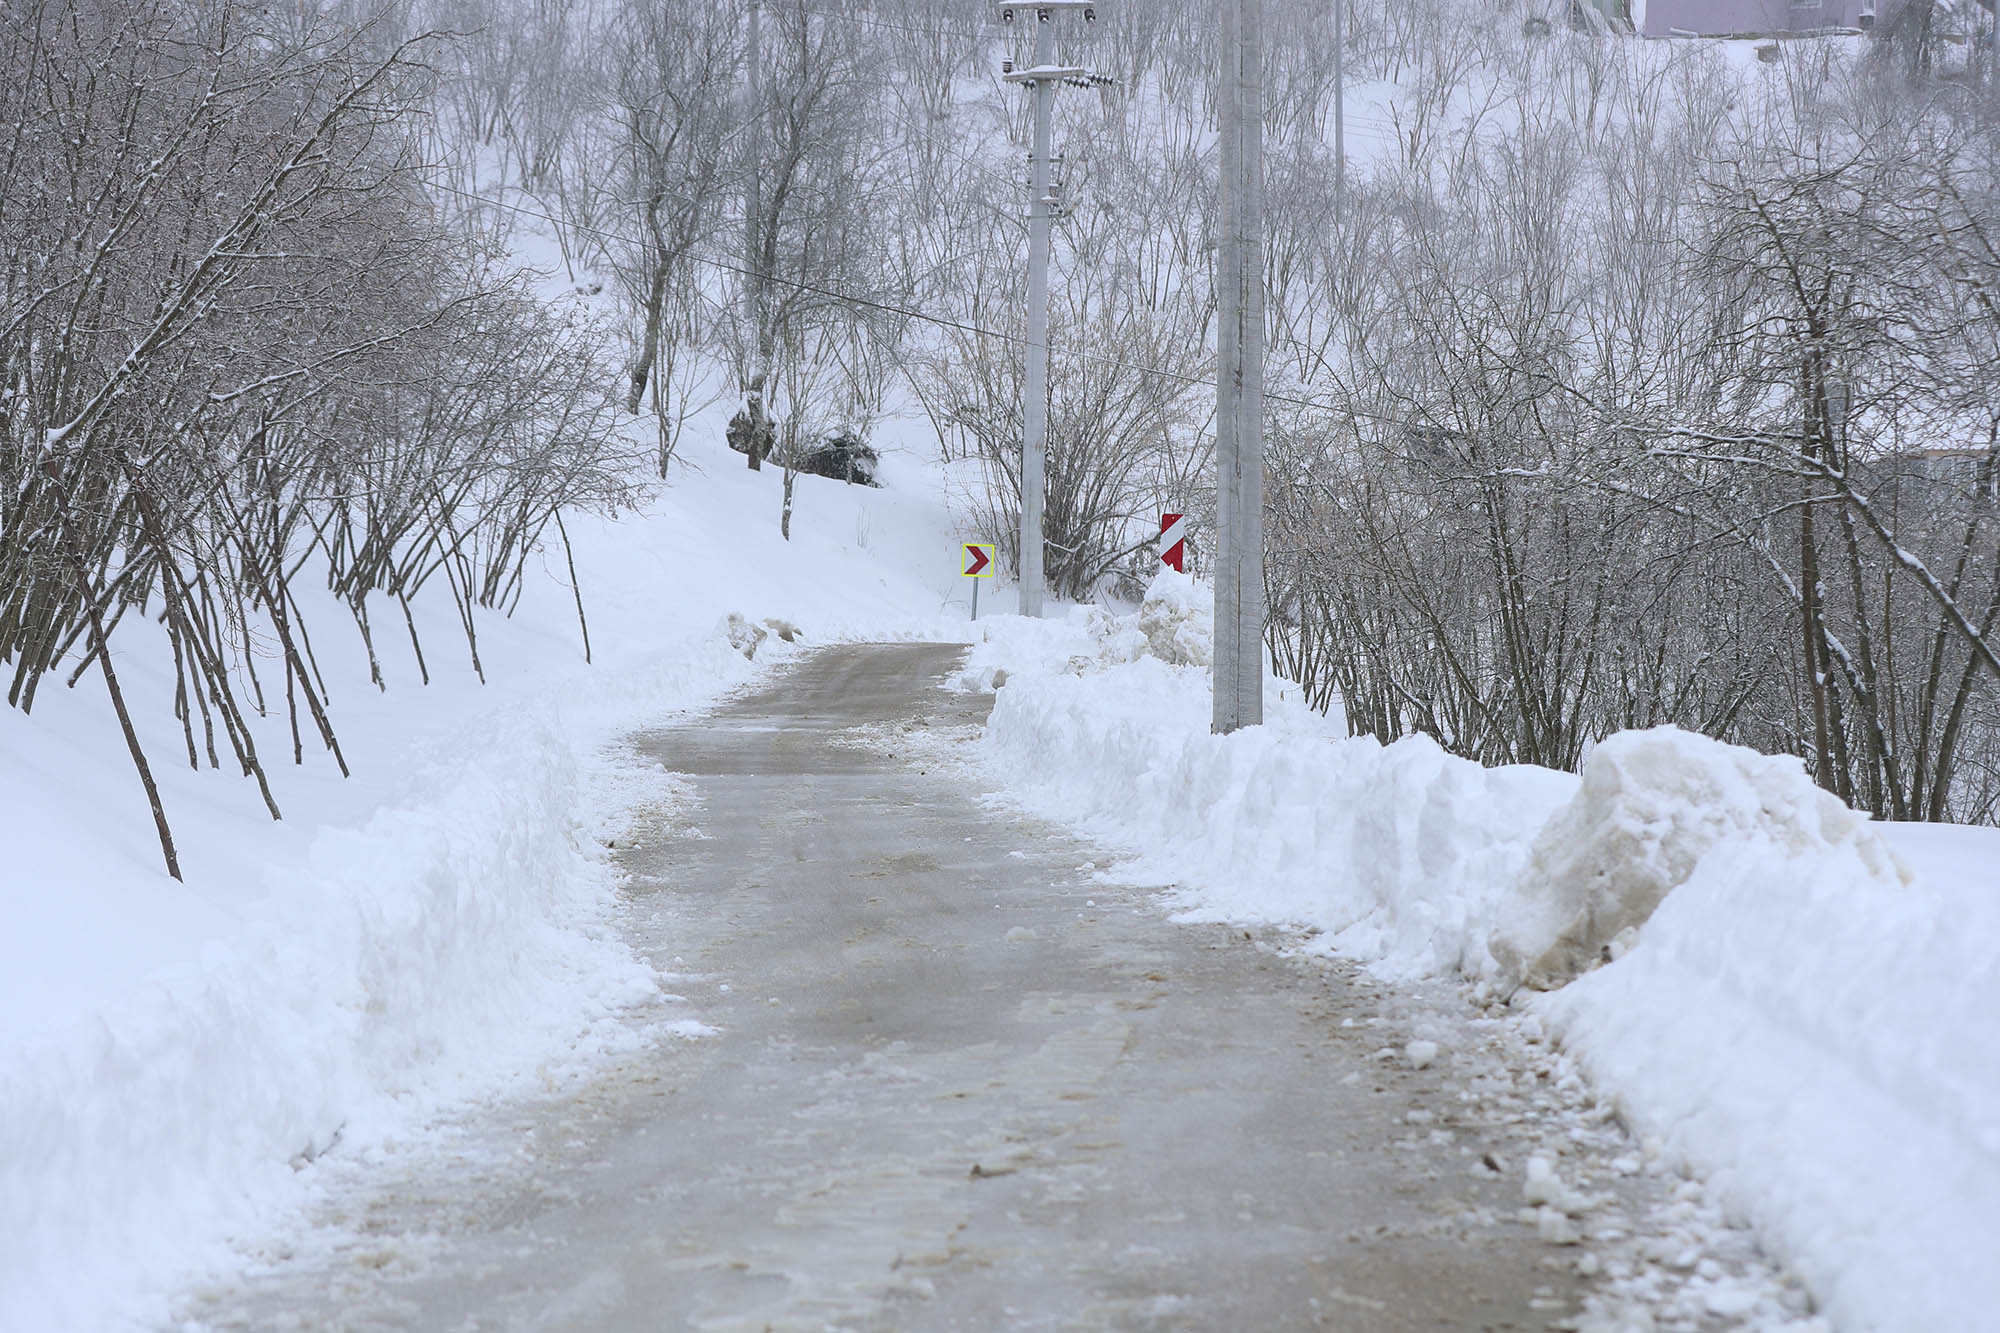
{"left": 0, "top": 420, "right": 982, "bottom": 1332}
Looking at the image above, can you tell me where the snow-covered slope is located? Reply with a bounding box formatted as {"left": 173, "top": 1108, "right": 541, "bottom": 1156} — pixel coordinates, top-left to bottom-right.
{"left": 0, "top": 419, "right": 981, "bottom": 1332}
{"left": 963, "top": 576, "right": 2000, "bottom": 1333}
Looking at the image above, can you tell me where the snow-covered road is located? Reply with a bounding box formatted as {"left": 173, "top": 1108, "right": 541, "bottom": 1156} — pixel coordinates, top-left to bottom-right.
{"left": 176, "top": 644, "right": 1790, "bottom": 1331}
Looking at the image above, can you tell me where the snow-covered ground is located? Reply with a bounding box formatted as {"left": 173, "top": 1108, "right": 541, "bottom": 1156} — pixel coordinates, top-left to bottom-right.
{"left": 8, "top": 441, "right": 1996, "bottom": 1331}
{"left": 0, "top": 418, "right": 984, "bottom": 1332}
{"left": 958, "top": 574, "right": 2000, "bottom": 1333}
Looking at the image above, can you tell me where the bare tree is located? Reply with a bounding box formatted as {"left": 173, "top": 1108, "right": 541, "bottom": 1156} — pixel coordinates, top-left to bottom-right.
{"left": 0, "top": 0, "right": 635, "bottom": 877}
{"left": 608, "top": 0, "right": 733, "bottom": 430}
{"left": 729, "top": 1, "right": 907, "bottom": 534}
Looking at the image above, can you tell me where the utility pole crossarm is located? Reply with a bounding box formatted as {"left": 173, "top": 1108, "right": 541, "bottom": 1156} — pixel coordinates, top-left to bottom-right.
{"left": 993, "top": 1, "right": 1100, "bottom": 16}
{"left": 1001, "top": 64, "right": 1090, "bottom": 83}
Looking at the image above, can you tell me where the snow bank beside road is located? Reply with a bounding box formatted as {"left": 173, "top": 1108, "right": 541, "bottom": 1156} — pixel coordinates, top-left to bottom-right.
{"left": 0, "top": 631, "right": 758, "bottom": 1332}
{"left": 981, "top": 654, "right": 1576, "bottom": 982}
{"left": 1492, "top": 727, "right": 1912, "bottom": 991}
{"left": 968, "top": 580, "right": 2000, "bottom": 1332}
{"left": 3, "top": 688, "right": 663, "bottom": 1332}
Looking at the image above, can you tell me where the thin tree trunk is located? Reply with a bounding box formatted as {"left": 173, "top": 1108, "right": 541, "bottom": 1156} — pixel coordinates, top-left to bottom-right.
{"left": 90, "top": 603, "right": 181, "bottom": 881}
{"left": 554, "top": 508, "right": 592, "bottom": 664}
{"left": 627, "top": 255, "right": 669, "bottom": 414}
{"left": 400, "top": 593, "right": 431, "bottom": 686}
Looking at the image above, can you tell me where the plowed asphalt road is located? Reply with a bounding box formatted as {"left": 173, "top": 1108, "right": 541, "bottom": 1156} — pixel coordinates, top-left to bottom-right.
{"left": 183, "top": 643, "right": 1621, "bottom": 1332}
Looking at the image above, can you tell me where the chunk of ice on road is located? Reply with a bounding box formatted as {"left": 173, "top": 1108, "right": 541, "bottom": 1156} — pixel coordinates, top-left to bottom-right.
{"left": 1537, "top": 1206, "right": 1583, "bottom": 1245}
{"left": 1523, "top": 1154, "right": 1593, "bottom": 1215}
{"left": 1405, "top": 1039, "right": 1439, "bottom": 1069}
{"left": 1702, "top": 1283, "right": 1759, "bottom": 1317}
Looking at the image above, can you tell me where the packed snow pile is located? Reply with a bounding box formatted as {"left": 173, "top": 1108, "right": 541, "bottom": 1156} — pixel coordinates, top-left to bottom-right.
{"left": 1490, "top": 727, "right": 1912, "bottom": 992}
{"left": 1064, "top": 567, "right": 1214, "bottom": 670}
{"left": 963, "top": 593, "right": 2000, "bottom": 1333}
{"left": 1, "top": 691, "right": 669, "bottom": 1333}
{"left": 1130, "top": 567, "right": 1213, "bottom": 666}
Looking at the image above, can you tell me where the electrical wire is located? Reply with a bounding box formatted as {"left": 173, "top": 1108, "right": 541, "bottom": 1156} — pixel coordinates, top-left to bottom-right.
{"left": 794, "top": 6, "right": 989, "bottom": 44}
{"left": 791, "top": 4, "right": 1406, "bottom": 139}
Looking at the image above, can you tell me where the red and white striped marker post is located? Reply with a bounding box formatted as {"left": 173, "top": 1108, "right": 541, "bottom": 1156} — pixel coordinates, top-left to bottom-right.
{"left": 1160, "top": 513, "right": 1187, "bottom": 572}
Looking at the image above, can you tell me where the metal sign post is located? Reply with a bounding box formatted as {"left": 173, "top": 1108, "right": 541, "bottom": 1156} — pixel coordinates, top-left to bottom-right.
{"left": 962, "top": 542, "right": 996, "bottom": 619}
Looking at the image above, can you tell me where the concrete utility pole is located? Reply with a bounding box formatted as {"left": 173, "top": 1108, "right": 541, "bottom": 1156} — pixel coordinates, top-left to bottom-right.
{"left": 998, "top": 2, "right": 1105, "bottom": 617}
{"left": 1213, "top": 0, "right": 1265, "bottom": 735}
{"left": 743, "top": 0, "right": 768, "bottom": 471}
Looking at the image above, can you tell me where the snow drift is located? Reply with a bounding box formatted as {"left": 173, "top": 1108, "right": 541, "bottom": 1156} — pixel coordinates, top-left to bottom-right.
{"left": 982, "top": 656, "right": 1575, "bottom": 981}
{"left": 1544, "top": 828, "right": 2000, "bottom": 1333}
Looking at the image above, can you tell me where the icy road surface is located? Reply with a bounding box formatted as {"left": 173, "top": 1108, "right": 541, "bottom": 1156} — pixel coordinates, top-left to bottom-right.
{"left": 180, "top": 643, "right": 1781, "bottom": 1332}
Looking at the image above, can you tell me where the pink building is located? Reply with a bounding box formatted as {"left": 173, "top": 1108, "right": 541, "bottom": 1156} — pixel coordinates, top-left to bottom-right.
{"left": 1639, "top": 0, "right": 1887, "bottom": 36}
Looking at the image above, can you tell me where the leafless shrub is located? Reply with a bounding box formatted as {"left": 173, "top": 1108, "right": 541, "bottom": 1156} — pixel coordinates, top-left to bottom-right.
{"left": 0, "top": 0, "right": 634, "bottom": 877}
{"left": 1264, "top": 35, "right": 2000, "bottom": 820}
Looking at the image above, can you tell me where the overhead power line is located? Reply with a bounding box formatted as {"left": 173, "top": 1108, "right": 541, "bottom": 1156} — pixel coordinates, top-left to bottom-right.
{"left": 795, "top": 6, "right": 987, "bottom": 42}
